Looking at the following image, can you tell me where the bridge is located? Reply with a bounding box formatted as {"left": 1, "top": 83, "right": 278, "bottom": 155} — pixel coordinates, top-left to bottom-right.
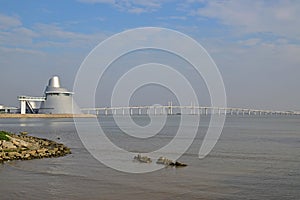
{"left": 81, "top": 102, "right": 300, "bottom": 116}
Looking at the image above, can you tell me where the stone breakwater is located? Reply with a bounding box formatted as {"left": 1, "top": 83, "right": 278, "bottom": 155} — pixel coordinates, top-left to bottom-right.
{"left": 0, "top": 133, "right": 71, "bottom": 162}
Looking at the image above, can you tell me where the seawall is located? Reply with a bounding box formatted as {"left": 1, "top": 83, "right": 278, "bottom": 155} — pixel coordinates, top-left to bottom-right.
{"left": 0, "top": 114, "right": 96, "bottom": 118}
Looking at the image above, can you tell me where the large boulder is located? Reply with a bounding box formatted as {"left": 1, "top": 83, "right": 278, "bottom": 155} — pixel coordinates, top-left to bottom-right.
{"left": 2, "top": 141, "right": 17, "bottom": 150}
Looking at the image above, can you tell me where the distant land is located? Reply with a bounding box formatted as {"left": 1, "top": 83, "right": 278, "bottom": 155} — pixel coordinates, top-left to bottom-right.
{"left": 0, "top": 114, "right": 96, "bottom": 118}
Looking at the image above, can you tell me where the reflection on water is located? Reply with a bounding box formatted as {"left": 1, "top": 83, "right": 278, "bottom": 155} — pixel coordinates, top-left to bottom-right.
{"left": 0, "top": 115, "right": 300, "bottom": 199}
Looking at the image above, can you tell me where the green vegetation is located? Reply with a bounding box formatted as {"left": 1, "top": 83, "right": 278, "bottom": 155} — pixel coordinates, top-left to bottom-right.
{"left": 0, "top": 131, "right": 10, "bottom": 141}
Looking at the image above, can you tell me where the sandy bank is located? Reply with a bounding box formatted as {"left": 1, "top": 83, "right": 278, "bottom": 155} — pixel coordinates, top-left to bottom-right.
{"left": 0, "top": 114, "right": 96, "bottom": 118}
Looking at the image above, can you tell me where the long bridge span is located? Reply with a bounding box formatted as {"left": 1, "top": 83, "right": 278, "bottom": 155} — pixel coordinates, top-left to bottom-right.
{"left": 81, "top": 103, "right": 300, "bottom": 116}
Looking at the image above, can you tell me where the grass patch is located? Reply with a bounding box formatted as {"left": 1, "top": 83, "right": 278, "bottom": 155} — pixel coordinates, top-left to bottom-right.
{"left": 0, "top": 131, "right": 10, "bottom": 141}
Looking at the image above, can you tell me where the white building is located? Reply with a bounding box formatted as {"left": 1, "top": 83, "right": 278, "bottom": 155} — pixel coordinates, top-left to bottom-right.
{"left": 18, "top": 76, "right": 81, "bottom": 114}
{"left": 0, "top": 104, "right": 18, "bottom": 113}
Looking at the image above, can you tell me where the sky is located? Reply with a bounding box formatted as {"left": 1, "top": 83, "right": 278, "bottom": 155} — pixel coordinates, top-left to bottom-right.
{"left": 0, "top": 0, "right": 300, "bottom": 111}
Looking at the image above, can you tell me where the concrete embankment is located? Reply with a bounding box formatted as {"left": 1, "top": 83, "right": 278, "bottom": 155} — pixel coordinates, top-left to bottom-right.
{"left": 0, "top": 132, "right": 71, "bottom": 162}
{"left": 0, "top": 114, "right": 96, "bottom": 118}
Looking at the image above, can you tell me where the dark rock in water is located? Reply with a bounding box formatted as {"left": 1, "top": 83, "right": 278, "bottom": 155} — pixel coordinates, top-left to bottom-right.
{"left": 169, "top": 161, "right": 187, "bottom": 167}
{"left": 156, "top": 156, "right": 173, "bottom": 165}
{"left": 133, "top": 154, "right": 152, "bottom": 163}
{"left": 156, "top": 156, "right": 187, "bottom": 167}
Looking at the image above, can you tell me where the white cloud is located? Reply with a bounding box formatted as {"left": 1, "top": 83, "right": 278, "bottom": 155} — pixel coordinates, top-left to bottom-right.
{"left": 238, "top": 38, "right": 261, "bottom": 46}
{"left": 33, "top": 23, "right": 108, "bottom": 49}
{"left": 0, "top": 46, "right": 44, "bottom": 56}
{"left": 157, "top": 16, "right": 187, "bottom": 20}
{"left": 0, "top": 14, "right": 39, "bottom": 48}
{"left": 0, "top": 14, "right": 109, "bottom": 51}
{"left": 78, "top": 0, "right": 166, "bottom": 13}
{"left": 127, "top": 7, "right": 146, "bottom": 14}
{"left": 78, "top": 0, "right": 114, "bottom": 3}
{"left": 0, "top": 14, "right": 21, "bottom": 29}
{"left": 35, "top": 23, "right": 87, "bottom": 40}
{"left": 190, "top": 0, "right": 300, "bottom": 40}
{"left": 0, "top": 28, "right": 38, "bottom": 47}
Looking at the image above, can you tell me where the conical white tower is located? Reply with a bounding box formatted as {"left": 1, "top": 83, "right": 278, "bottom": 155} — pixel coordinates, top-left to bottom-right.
{"left": 39, "top": 76, "right": 81, "bottom": 114}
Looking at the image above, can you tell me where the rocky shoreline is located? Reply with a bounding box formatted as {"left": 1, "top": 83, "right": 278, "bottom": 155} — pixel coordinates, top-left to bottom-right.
{"left": 0, "top": 131, "right": 71, "bottom": 162}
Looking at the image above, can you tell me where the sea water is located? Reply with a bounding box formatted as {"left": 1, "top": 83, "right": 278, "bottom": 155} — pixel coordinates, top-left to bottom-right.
{"left": 0, "top": 115, "right": 299, "bottom": 199}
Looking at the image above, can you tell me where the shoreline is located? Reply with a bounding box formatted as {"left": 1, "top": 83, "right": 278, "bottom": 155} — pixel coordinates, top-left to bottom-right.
{"left": 0, "top": 114, "right": 96, "bottom": 118}
{"left": 0, "top": 132, "right": 71, "bottom": 162}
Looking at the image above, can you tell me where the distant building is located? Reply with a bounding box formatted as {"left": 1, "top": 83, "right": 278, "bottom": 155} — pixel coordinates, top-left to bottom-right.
{"left": 0, "top": 104, "right": 18, "bottom": 113}
{"left": 18, "top": 76, "right": 81, "bottom": 114}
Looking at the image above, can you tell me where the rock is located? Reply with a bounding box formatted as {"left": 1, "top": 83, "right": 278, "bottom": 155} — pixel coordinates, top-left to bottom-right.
{"left": 0, "top": 132, "right": 71, "bottom": 162}
{"left": 24, "top": 153, "right": 31, "bottom": 159}
{"left": 169, "top": 161, "right": 187, "bottom": 167}
{"left": 2, "top": 141, "right": 17, "bottom": 150}
{"left": 48, "top": 150, "right": 56, "bottom": 156}
{"left": 42, "top": 141, "right": 49, "bottom": 146}
{"left": 28, "top": 150, "right": 37, "bottom": 157}
{"left": 27, "top": 142, "right": 39, "bottom": 150}
{"left": 39, "top": 152, "right": 47, "bottom": 157}
{"left": 11, "top": 138, "right": 20, "bottom": 147}
{"left": 156, "top": 156, "right": 187, "bottom": 167}
{"left": 8, "top": 152, "right": 17, "bottom": 157}
{"left": 156, "top": 156, "right": 173, "bottom": 165}
{"left": 37, "top": 148, "right": 47, "bottom": 154}
{"left": 64, "top": 148, "right": 71, "bottom": 154}
{"left": 8, "top": 152, "right": 22, "bottom": 159}
{"left": 19, "top": 139, "right": 30, "bottom": 148}
{"left": 21, "top": 151, "right": 27, "bottom": 155}
{"left": 20, "top": 131, "right": 28, "bottom": 136}
{"left": 134, "top": 154, "right": 152, "bottom": 163}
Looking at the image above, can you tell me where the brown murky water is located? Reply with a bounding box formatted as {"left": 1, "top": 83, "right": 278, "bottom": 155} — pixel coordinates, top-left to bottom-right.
{"left": 0, "top": 115, "right": 299, "bottom": 199}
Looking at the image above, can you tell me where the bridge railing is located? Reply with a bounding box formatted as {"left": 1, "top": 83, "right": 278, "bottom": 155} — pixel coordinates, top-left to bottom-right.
{"left": 80, "top": 106, "right": 300, "bottom": 116}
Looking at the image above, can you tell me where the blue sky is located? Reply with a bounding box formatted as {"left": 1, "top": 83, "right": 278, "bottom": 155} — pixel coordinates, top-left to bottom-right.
{"left": 0, "top": 0, "right": 300, "bottom": 110}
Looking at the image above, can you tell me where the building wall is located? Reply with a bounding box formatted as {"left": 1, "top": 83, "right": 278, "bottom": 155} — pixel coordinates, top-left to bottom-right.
{"left": 39, "top": 94, "right": 81, "bottom": 114}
